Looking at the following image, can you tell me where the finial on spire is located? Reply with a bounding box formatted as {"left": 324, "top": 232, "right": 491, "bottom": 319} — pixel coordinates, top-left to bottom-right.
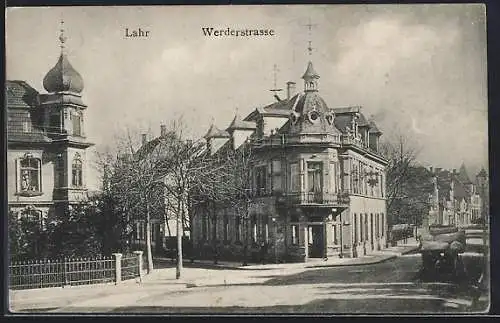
{"left": 304, "top": 18, "right": 317, "bottom": 57}
{"left": 59, "top": 18, "right": 67, "bottom": 52}
{"left": 269, "top": 64, "right": 283, "bottom": 97}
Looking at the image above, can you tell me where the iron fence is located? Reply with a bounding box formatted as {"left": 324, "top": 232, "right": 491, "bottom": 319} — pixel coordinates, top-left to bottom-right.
{"left": 121, "top": 254, "right": 140, "bottom": 281}
{"left": 9, "top": 256, "right": 116, "bottom": 290}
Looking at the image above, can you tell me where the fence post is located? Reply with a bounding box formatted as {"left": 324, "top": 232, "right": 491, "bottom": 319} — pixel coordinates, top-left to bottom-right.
{"left": 133, "top": 251, "right": 144, "bottom": 279}
{"left": 112, "top": 253, "right": 122, "bottom": 285}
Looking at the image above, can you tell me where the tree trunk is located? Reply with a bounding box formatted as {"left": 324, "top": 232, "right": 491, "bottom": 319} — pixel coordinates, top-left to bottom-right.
{"left": 145, "top": 203, "right": 154, "bottom": 274}
{"left": 176, "top": 197, "right": 183, "bottom": 279}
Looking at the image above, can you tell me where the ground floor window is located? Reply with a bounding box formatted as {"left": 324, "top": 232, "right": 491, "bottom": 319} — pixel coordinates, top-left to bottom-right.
{"left": 252, "top": 218, "right": 258, "bottom": 243}
{"left": 235, "top": 216, "right": 241, "bottom": 242}
{"left": 365, "top": 214, "right": 369, "bottom": 241}
{"left": 354, "top": 213, "right": 358, "bottom": 243}
{"left": 381, "top": 213, "right": 385, "bottom": 237}
{"left": 332, "top": 225, "right": 338, "bottom": 245}
{"left": 308, "top": 226, "right": 313, "bottom": 245}
{"left": 223, "top": 214, "right": 229, "bottom": 242}
{"left": 360, "top": 214, "right": 364, "bottom": 242}
{"left": 202, "top": 216, "right": 208, "bottom": 241}
{"left": 291, "top": 225, "right": 298, "bottom": 245}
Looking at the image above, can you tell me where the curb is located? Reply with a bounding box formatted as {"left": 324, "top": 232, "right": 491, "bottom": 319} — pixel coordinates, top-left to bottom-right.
{"left": 305, "top": 255, "right": 398, "bottom": 268}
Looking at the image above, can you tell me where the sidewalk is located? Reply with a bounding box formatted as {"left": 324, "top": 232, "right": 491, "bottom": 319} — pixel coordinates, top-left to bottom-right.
{"left": 9, "top": 243, "right": 420, "bottom": 312}
{"left": 157, "top": 242, "right": 420, "bottom": 270}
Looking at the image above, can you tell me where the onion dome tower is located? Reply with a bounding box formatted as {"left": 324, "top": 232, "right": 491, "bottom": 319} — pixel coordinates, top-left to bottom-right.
{"left": 42, "top": 24, "right": 84, "bottom": 94}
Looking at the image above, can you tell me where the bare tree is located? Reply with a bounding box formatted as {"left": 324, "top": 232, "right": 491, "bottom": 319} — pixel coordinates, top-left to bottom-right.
{"left": 380, "top": 131, "right": 435, "bottom": 238}
{"left": 97, "top": 128, "right": 171, "bottom": 274}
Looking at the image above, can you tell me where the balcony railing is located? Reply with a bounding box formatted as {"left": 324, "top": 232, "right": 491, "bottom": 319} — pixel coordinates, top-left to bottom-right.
{"left": 283, "top": 191, "right": 350, "bottom": 206}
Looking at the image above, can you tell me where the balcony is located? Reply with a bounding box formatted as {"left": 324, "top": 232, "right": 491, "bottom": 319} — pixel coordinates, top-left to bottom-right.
{"left": 283, "top": 191, "right": 350, "bottom": 207}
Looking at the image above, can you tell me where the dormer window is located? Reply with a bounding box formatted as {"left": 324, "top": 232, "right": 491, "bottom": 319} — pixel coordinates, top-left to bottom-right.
{"left": 308, "top": 110, "right": 320, "bottom": 124}
{"left": 290, "top": 111, "right": 300, "bottom": 125}
{"left": 17, "top": 154, "right": 42, "bottom": 195}
{"left": 325, "top": 112, "right": 335, "bottom": 125}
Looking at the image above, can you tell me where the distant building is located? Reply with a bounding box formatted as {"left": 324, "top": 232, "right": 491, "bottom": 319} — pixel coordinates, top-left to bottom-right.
{"left": 6, "top": 27, "right": 93, "bottom": 224}
{"left": 126, "top": 127, "right": 190, "bottom": 254}
{"left": 191, "top": 59, "right": 388, "bottom": 262}
{"left": 428, "top": 163, "right": 486, "bottom": 227}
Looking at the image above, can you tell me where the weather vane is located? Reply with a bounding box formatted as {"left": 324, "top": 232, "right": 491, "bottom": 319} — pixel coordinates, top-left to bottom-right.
{"left": 304, "top": 17, "right": 318, "bottom": 57}
{"left": 269, "top": 64, "right": 283, "bottom": 95}
{"left": 59, "top": 17, "right": 67, "bottom": 52}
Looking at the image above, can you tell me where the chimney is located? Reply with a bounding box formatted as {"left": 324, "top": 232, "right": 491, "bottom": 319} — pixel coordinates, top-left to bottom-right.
{"left": 141, "top": 134, "right": 147, "bottom": 145}
{"left": 286, "top": 81, "right": 296, "bottom": 99}
{"left": 160, "top": 124, "right": 167, "bottom": 137}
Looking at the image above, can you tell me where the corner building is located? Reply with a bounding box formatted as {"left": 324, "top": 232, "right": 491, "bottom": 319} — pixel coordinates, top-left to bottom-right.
{"left": 193, "top": 60, "right": 388, "bottom": 262}
{"left": 6, "top": 32, "right": 93, "bottom": 223}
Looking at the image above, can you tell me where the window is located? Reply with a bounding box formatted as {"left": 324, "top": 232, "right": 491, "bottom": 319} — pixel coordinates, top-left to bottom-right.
{"left": 151, "top": 223, "right": 156, "bottom": 242}
{"left": 307, "top": 162, "right": 323, "bottom": 193}
{"left": 352, "top": 164, "right": 359, "bottom": 194}
{"left": 19, "top": 155, "right": 41, "bottom": 193}
{"left": 223, "top": 214, "right": 229, "bottom": 242}
{"left": 255, "top": 166, "right": 267, "bottom": 196}
{"left": 264, "top": 222, "right": 269, "bottom": 243}
{"left": 212, "top": 216, "right": 217, "bottom": 241}
{"left": 308, "top": 226, "right": 313, "bottom": 244}
{"left": 136, "top": 222, "right": 140, "bottom": 240}
{"left": 21, "top": 208, "right": 43, "bottom": 228}
{"left": 72, "top": 111, "right": 83, "bottom": 136}
{"left": 365, "top": 214, "right": 369, "bottom": 241}
{"left": 23, "top": 120, "right": 32, "bottom": 133}
{"left": 290, "top": 163, "right": 300, "bottom": 192}
{"left": 381, "top": 213, "right": 385, "bottom": 237}
{"left": 360, "top": 214, "right": 364, "bottom": 242}
{"left": 333, "top": 225, "right": 338, "bottom": 245}
{"left": 291, "top": 225, "right": 298, "bottom": 245}
{"left": 201, "top": 215, "right": 208, "bottom": 240}
{"left": 272, "top": 160, "right": 282, "bottom": 192}
{"left": 235, "top": 216, "right": 241, "bottom": 242}
{"left": 354, "top": 213, "right": 358, "bottom": 243}
{"left": 251, "top": 215, "right": 257, "bottom": 243}
{"left": 330, "top": 162, "right": 337, "bottom": 193}
{"left": 72, "top": 154, "right": 83, "bottom": 187}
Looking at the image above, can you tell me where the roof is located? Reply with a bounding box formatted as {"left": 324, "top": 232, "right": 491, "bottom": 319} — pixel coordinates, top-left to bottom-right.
{"left": 6, "top": 81, "right": 52, "bottom": 143}
{"left": 6, "top": 81, "right": 39, "bottom": 108}
{"left": 289, "top": 91, "right": 342, "bottom": 135}
{"left": 302, "top": 61, "right": 320, "bottom": 79}
{"left": 457, "top": 163, "right": 472, "bottom": 184}
{"left": 477, "top": 167, "right": 487, "bottom": 178}
{"left": 204, "top": 124, "right": 230, "bottom": 139}
{"left": 368, "top": 121, "right": 382, "bottom": 134}
{"left": 227, "top": 114, "right": 257, "bottom": 131}
{"left": 245, "top": 93, "right": 303, "bottom": 122}
{"left": 43, "top": 52, "right": 84, "bottom": 94}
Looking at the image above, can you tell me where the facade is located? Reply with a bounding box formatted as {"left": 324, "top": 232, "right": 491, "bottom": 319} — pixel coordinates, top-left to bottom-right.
{"left": 192, "top": 60, "right": 388, "bottom": 262}
{"left": 6, "top": 31, "right": 93, "bottom": 224}
{"left": 428, "top": 163, "right": 485, "bottom": 227}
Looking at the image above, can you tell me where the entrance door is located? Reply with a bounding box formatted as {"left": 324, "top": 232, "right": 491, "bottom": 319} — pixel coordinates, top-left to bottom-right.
{"left": 308, "top": 225, "right": 324, "bottom": 258}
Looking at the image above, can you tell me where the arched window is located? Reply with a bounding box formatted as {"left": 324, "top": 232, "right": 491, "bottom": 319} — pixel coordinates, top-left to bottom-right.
{"left": 72, "top": 154, "right": 83, "bottom": 187}
{"left": 19, "top": 154, "right": 41, "bottom": 193}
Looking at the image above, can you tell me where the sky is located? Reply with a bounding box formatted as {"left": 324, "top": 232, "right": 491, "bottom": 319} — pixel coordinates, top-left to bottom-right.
{"left": 6, "top": 4, "right": 488, "bottom": 190}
